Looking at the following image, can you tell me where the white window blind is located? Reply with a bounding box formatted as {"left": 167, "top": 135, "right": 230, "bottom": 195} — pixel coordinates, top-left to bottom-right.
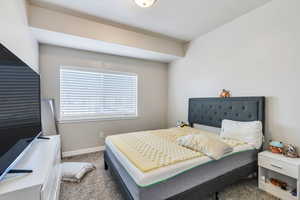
{"left": 60, "top": 67, "right": 138, "bottom": 121}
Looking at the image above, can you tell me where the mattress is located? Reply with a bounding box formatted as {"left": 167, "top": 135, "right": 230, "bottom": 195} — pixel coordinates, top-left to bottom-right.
{"left": 106, "top": 139, "right": 255, "bottom": 187}
{"left": 105, "top": 139, "right": 258, "bottom": 200}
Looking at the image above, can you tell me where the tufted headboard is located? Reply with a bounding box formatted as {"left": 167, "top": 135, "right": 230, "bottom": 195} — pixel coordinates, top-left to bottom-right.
{"left": 188, "top": 97, "right": 265, "bottom": 133}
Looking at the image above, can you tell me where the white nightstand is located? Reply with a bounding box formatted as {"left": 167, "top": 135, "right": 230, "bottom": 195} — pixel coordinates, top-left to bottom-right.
{"left": 258, "top": 151, "right": 300, "bottom": 200}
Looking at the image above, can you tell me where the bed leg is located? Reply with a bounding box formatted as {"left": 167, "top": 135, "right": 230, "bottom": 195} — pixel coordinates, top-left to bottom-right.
{"left": 104, "top": 160, "right": 108, "bottom": 170}
{"left": 104, "top": 151, "right": 109, "bottom": 170}
{"left": 214, "top": 192, "right": 219, "bottom": 200}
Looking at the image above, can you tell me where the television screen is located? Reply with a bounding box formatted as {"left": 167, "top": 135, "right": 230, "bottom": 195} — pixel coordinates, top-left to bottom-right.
{"left": 0, "top": 43, "right": 41, "bottom": 181}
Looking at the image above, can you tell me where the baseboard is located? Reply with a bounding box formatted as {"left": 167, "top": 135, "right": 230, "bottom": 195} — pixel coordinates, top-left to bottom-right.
{"left": 62, "top": 146, "right": 105, "bottom": 158}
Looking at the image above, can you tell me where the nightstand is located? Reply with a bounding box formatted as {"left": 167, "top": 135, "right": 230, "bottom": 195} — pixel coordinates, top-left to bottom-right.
{"left": 258, "top": 151, "right": 300, "bottom": 200}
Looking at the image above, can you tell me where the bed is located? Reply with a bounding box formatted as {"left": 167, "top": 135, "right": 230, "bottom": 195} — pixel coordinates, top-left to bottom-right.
{"left": 104, "top": 97, "right": 265, "bottom": 200}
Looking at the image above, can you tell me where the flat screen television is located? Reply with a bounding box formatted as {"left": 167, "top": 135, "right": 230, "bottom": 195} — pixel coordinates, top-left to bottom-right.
{"left": 0, "top": 43, "right": 41, "bottom": 181}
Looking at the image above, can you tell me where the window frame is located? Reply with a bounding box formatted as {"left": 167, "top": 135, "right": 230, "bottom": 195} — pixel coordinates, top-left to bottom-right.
{"left": 59, "top": 66, "right": 138, "bottom": 123}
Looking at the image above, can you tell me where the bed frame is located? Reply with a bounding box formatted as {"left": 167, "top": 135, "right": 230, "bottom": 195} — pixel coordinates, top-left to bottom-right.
{"left": 104, "top": 97, "right": 265, "bottom": 200}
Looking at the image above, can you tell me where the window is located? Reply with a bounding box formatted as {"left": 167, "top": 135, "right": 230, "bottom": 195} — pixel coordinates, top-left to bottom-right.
{"left": 60, "top": 66, "right": 138, "bottom": 121}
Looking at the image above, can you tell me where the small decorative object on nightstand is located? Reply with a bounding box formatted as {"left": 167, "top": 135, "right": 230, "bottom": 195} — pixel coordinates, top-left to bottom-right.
{"left": 269, "top": 140, "right": 284, "bottom": 154}
{"left": 284, "top": 144, "right": 299, "bottom": 158}
{"left": 258, "top": 151, "right": 300, "bottom": 199}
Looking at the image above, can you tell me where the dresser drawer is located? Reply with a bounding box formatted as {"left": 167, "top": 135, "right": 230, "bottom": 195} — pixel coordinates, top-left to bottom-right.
{"left": 258, "top": 155, "right": 299, "bottom": 179}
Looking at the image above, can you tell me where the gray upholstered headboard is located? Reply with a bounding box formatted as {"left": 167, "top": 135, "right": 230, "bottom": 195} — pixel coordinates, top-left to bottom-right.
{"left": 188, "top": 97, "right": 265, "bottom": 133}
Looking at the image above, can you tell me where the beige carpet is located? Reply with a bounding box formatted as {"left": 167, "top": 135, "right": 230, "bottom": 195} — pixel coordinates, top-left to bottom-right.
{"left": 60, "top": 152, "right": 278, "bottom": 200}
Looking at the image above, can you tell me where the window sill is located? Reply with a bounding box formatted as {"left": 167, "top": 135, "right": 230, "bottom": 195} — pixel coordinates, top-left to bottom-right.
{"left": 58, "top": 116, "right": 139, "bottom": 124}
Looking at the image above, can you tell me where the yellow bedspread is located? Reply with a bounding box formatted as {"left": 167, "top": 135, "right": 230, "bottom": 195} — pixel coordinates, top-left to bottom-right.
{"left": 107, "top": 127, "right": 244, "bottom": 172}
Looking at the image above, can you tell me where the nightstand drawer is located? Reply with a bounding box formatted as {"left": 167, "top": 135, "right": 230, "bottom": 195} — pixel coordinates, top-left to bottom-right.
{"left": 258, "top": 155, "right": 298, "bottom": 179}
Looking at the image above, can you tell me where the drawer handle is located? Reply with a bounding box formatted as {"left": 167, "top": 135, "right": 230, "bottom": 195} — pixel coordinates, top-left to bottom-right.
{"left": 270, "top": 164, "right": 282, "bottom": 170}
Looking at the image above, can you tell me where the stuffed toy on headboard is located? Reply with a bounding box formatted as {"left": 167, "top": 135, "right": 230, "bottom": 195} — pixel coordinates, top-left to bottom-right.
{"left": 219, "top": 89, "right": 231, "bottom": 98}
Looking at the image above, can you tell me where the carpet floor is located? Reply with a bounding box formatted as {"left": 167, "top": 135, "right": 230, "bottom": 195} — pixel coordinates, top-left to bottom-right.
{"left": 60, "top": 152, "right": 278, "bottom": 200}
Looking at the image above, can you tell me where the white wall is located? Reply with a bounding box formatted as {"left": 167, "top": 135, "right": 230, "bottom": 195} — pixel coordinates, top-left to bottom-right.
{"left": 40, "top": 44, "right": 168, "bottom": 152}
{"left": 168, "top": 0, "right": 300, "bottom": 148}
{"left": 0, "top": 0, "right": 39, "bottom": 72}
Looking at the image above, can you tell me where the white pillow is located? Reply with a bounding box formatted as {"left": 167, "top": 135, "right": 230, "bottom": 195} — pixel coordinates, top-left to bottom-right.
{"left": 220, "top": 119, "right": 263, "bottom": 149}
{"left": 61, "top": 162, "right": 96, "bottom": 183}
{"left": 177, "top": 134, "right": 233, "bottom": 160}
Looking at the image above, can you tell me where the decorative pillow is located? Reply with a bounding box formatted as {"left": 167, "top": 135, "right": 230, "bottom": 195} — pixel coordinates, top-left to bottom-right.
{"left": 61, "top": 162, "right": 96, "bottom": 183}
{"left": 220, "top": 119, "right": 263, "bottom": 149}
{"left": 176, "top": 134, "right": 233, "bottom": 160}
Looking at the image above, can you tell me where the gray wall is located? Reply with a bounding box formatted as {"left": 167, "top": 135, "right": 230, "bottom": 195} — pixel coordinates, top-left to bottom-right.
{"left": 0, "top": 0, "right": 39, "bottom": 72}
{"left": 39, "top": 44, "right": 168, "bottom": 152}
{"left": 168, "top": 0, "right": 300, "bottom": 148}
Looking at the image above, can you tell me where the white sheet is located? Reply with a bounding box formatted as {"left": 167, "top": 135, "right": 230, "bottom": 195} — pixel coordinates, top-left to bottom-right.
{"left": 105, "top": 138, "right": 254, "bottom": 187}
{"left": 193, "top": 124, "right": 221, "bottom": 134}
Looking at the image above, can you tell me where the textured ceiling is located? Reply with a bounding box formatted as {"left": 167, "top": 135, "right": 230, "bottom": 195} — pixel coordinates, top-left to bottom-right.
{"left": 30, "top": 0, "right": 271, "bottom": 41}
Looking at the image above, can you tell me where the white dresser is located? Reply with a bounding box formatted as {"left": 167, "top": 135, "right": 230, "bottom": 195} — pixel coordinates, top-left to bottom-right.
{"left": 0, "top": 135, "right": 61, "bottom": 200}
